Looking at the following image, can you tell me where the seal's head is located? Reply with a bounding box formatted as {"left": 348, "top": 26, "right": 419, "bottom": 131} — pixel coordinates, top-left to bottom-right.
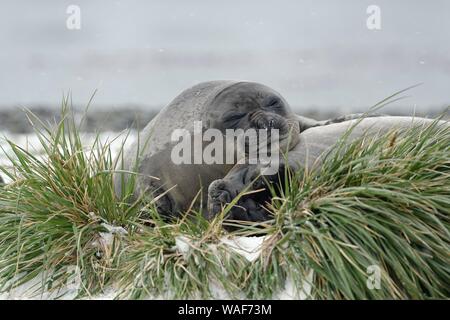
{"left": 207, "top": 82, "right": 300, "bottom": 153}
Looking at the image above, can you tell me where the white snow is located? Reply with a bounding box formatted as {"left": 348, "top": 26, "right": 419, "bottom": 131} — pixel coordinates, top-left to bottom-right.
{"left": 220, "top": 236, "right": 266, "bottom": 262}
{"left": 99, "top": 222, "right": 128, "bottom": 246}
{"left": 0, "top": 235, "right": 313, "bottom": 300}
{"left": 0, "top": 272, "right": 79, "bottom": 300}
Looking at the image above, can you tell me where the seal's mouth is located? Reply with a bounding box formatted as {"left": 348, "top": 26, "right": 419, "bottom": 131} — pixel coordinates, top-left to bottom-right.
{"left": 249, "top": 111, "right": 292, "bottom": 135}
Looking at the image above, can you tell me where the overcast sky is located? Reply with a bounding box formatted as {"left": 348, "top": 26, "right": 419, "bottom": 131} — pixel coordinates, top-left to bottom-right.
{"left": 0, "top": 0, "right": 449, "bottom": 113}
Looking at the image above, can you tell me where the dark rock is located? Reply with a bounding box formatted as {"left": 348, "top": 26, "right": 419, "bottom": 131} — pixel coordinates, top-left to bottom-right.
{"left": 0, "top": 106, "right": 160, "bottom": 134}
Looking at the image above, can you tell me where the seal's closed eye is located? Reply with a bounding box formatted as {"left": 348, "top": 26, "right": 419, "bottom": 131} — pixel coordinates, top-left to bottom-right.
{"left": 223, "top": 112, "right": 247, "bottom": 123}
{"left": 222, "top": 112, "right": 248, "bottom": 129}
{"left": 263, "top": 96, "right": 282, "bottom": 109}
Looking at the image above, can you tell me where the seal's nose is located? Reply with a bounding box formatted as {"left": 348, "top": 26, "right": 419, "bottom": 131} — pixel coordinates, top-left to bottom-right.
{"left": 249, "top": 110, "right": 284, "bottom": 132}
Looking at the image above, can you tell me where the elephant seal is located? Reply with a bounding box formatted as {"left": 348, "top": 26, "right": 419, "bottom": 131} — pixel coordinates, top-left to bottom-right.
{"left": 115, "top": 80, "right": 303, "bottom": 219}
{"left": 208, "top": 116, "right": 448, "bottom": 222}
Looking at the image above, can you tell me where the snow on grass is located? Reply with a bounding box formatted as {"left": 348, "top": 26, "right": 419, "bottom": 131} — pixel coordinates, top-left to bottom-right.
{"left": 0, "top": 233, "right": 311, "bottom": 300}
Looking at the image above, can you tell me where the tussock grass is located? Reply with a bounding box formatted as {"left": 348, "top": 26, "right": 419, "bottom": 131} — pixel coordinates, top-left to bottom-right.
{"left": 0, "top": 97, "right": 448, "bottom": 299}
{"left": 267, "top": 118, "right": 450, "bottom": 299}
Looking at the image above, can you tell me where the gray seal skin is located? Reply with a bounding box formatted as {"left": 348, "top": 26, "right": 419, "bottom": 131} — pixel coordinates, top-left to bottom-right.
{"left": 116, "top": 80, "right": 383, "bottom": 220}
{"left": 115, "top": 80, "right": 304, "bottom": 219}
{"left": 208, "top": 116, "right": 448, "bottom": 222}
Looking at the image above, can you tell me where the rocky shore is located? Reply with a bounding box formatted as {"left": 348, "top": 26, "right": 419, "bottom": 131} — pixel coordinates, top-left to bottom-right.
{"left": 0, "top": 106, "right": 446, "bottom": 134}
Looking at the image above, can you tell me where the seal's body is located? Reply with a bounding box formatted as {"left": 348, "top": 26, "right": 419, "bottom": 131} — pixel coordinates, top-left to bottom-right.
{"left": 115, "top": 81, "right": 302, "bottom": 218}
{"left": 208, "top": 116, "right": 448, "bottom": 222}
{"left": 281, "top": 116, "right": 443, "bottom": 169}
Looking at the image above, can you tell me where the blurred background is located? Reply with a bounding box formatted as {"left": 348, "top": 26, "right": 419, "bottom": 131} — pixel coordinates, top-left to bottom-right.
{"left": 0, "top": 0, "right": 449, "bottom": 133}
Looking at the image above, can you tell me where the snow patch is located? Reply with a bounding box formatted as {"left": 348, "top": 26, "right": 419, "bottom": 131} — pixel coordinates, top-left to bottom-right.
{"left": 174, "top": 236, "right": 191, "bottom": 258}
{"left": 0, "top": 235, "right": 312, "bottom": 300}
{"left": 98, "top": 222, "right": 128, "bottom": 247}
{"left": 220, "top": 236, "right": 266, "bottom": 262}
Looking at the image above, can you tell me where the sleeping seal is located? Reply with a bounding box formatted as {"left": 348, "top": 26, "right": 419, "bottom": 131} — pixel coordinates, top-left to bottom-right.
{"left": 116, "top": 80, "right": 381, "bottom": 220}
{"left": 208, "top": 116, "right": 448, "bottom": 222}
{"left": 115, "top": 80, "right": 303, "bottom": 219}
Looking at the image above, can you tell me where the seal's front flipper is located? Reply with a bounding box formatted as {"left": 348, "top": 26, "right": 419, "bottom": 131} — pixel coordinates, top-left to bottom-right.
{"left": 295, "top": 115, "right": 325, "bottom": 132}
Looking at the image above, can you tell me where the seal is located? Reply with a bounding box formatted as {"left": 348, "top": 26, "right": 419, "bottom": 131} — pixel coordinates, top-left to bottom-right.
{"left": 208, "top": 116, "right": 448, "bottom": 222}
{"left": 116, "top": 80, "right": 380, "bottom": 220}
{"left": 115, "top": 80, "right": 303, "bottom": 219}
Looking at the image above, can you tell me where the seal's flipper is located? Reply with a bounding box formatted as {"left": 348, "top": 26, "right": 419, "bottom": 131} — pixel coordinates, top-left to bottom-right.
{"left": 295, "top": 113, "right": 387, "bottom": 132}
{"left": 295, "top": 115, "right": 326, "bottom": 132}
{"left": 323, "top": 112, "right": 387, "bottom": 125}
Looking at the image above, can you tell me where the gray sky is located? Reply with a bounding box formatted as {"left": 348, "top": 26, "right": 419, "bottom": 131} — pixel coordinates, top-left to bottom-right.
{"left": 0, "top": 0, "right": 449, "bottom": 113}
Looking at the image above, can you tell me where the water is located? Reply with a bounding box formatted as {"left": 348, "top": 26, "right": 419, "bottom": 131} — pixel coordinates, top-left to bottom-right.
{"left": 0, "top": 0, "right": 449, "bottom": 113}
